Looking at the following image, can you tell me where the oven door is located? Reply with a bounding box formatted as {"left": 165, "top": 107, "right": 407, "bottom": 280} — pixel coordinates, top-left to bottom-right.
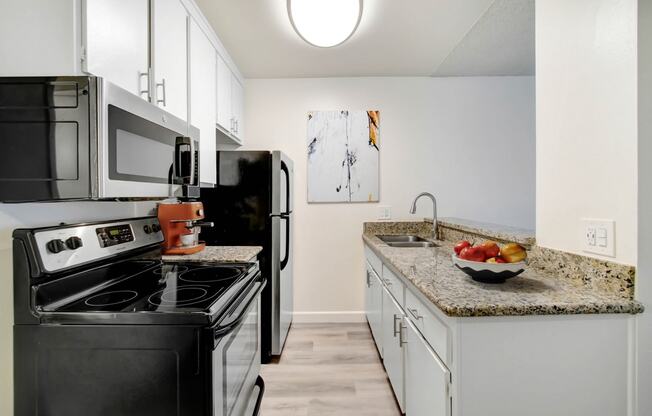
{"left": 211, "top": 277, "right": 265, "bottom": 416}
{"left": 98, "top": 80, "right": 199, "bottom": 199}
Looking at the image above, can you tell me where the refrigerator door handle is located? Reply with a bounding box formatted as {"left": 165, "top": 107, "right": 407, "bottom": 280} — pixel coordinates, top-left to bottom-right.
{"left": 280, "top": 215, "right": 290, "bottom": 270}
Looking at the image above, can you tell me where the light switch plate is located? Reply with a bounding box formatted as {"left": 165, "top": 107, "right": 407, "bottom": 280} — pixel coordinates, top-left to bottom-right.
{"left": 378, "top": 206, "right": 391, "bottom": 220}
{"left": 581, "top": 219, "right": 615, "bottom": 257}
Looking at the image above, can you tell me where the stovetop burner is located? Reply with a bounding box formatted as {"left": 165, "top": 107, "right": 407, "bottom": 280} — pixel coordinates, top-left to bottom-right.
{"left": 148, "top": 286, "right": 215, "bottom": 307}
{"left": 179, "top": 267, "right": 242, "bottom": 283}
{"left": 85, "top": 290, "right": 139, "bottom": 307}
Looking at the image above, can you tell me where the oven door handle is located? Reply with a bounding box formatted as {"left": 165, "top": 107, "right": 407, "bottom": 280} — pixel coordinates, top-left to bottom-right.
{"left": 211, "top": 276, "right": 266, "bottom": 341}
{"left": 251, "top": 376, "right": 265, "bottom": 416}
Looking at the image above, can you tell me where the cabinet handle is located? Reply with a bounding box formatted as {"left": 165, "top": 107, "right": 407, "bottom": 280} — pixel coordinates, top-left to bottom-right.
{"left": 138, "top": 71, "right": 150, "bottom": 100}
{"left": 399, "top": 323, "right": 408, "bottom": 347}
{"left": 393, "top": 314, "right": 401, "bottom": 337}
{"left": 366, "top": 271, "right": 371, "bottom": 287}
{"left": 156, "top": 78, "right": 167, "bottom": 106}
{"left": 234, "top": 119, "right": 238, "bottom": 134}
{"left": 408, "top": 308, "right": 423, "bottom": 320}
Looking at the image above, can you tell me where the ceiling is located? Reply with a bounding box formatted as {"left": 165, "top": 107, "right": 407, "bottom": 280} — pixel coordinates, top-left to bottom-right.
{"left": 196, "top": 0, "right": 535, "bottom": 79}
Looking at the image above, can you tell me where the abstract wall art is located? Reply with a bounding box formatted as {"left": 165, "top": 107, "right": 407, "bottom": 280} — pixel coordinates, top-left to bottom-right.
{"left": 307, "top": 110, "right": 380, "bottom": 203}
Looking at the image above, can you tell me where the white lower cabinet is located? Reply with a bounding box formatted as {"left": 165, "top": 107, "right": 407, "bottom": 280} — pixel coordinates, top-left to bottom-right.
{"left": 405, "top": 318, "right": 451, "bottom": 416}
{"left": 381, "top": 288, "right": 405, "bottom": 413}
{"left": 365, "top": 264, "right": 383, "bottom": 355}
{"left": 365, "top": 243, "right": 633, "bottom": 416}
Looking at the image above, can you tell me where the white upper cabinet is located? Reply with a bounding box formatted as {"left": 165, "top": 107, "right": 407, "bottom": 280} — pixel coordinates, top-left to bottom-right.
{"left": 216, "top": 54, "right": 232, "bottom": 133}
{"left": 189, "top": 18, "right": 217, "bottom": 186}
{"left": 216, "top": 53, "right": 245, "bottom": 144}
{"left": 231, "top": 76, "right": 244, "bottom": 140}
{"left": 152, "top": 0, "right": 188, "bottom": 121}
{"left": 84, "top": 0, "right": 149, "bottom": 98}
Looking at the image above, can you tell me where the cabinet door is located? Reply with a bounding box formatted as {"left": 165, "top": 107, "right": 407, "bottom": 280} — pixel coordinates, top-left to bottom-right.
{"left": 382, "top": 288, "right": 405, "bottom": 412}
{"left": 366, "top": 266, "right": 383, "bottom": 355}
{"left": 152, "top": 0, "right": 188, "bottom": 120}
{"left": 84, "top": 0, "right": 149, "bottom": 98}
{"left": 372, "top": 272, "right": 384, "bottom": 356}
{"left": 189, "top": 18, "right": 216, "bottom": 186}
{"left": 405, "top": 319, "right": 451, "bottom": 416}
{"left": 231, "top": 75, "right": 244, "bottom": 140}
{"left": 216, "top": 54, "right": 232, "bottom": 132}
{"left": 365, "top": 265, "right": 373, "bottom": 323}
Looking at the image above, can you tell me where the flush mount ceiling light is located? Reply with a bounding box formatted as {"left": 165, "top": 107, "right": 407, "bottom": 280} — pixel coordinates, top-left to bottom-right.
{"left": 287, "top": 0, "right": 363, "bottom": 48}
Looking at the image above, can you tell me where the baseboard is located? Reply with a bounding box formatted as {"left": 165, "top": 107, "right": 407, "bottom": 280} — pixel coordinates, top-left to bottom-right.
{"left": 292, "top": 311, "right": 366, "bottom": 323}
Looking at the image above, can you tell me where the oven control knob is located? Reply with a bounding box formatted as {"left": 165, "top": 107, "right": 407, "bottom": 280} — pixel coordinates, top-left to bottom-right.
{"left": 65, "top": 236, "right": 83, "bottom": 250}
{"left": 152, "top": 223, "right": 160, "bottom": 233}
{"left": 46, "top": 239, "right": 66, "bottom": 254}
{"left": 143, "top": 225, "right": 152, "bottom": 234}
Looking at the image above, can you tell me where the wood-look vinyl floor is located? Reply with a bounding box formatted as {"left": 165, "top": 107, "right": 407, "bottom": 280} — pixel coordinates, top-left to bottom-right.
{"left": 260, "top": 323, "right": 402, "bottom": 416}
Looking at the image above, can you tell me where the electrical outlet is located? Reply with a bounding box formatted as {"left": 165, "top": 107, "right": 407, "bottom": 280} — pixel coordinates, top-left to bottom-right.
{"left": 581, "top": 219, "right": 615, "bottom": 257}
{"left": 378, "top": 206, "right": 391, "bottom": 220}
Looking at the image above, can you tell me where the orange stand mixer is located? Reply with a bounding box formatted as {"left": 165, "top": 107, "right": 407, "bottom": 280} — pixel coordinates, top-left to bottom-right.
{"left": 157, "top": 200, "right": 214, "bottom": 255}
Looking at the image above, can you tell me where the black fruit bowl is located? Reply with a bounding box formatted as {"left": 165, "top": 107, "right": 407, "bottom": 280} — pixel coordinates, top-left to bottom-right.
{"left": 452, "top": 254, "right": 525, "bottom": 284}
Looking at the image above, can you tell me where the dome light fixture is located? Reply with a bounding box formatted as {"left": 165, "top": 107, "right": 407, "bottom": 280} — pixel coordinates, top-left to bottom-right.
{"left": 287, "top": 0, "right": 363, "bottom": 48}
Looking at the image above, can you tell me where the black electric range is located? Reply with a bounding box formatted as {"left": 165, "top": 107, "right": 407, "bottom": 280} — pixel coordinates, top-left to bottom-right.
{"left": 13, "top": 217, "right": 266, "bottom": 416}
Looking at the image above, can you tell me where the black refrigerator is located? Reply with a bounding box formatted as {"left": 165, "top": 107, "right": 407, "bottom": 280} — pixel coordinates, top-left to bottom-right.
{"left": 200, "top": 151, "right": 293, "bottom": 363}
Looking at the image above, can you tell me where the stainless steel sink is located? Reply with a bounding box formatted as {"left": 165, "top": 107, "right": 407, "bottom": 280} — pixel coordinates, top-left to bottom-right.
{"left": 386, "top": 241, "right": 438, "bottom": 248}
{"left": 377, "top": 235, "right": 438, "bottom": 248}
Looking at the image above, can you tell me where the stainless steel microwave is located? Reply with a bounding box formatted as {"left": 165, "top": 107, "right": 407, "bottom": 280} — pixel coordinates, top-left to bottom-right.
{"left": 0, "top": 76, "right": 199, "bottom": 202}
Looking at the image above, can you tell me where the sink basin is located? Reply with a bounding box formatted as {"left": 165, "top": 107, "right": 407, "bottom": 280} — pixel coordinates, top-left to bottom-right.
{"left": 377, "top": 235, "right": 438, "bottom": 248}
{"left": 377, "top": 235, "right": 428, "bottom": 243}
{"left": 386, "top": 241, "right": 438, "bottom": 248}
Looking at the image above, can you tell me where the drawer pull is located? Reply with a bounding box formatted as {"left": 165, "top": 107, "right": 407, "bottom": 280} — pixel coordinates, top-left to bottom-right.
{"left": 399, "top": 323, "right": 407, "bottom": 347}
{"left": 393, "top": 314, "right": 401, "bottom": 337}
{"left": 408, "top": 308, "right": 423, "bottom": 320}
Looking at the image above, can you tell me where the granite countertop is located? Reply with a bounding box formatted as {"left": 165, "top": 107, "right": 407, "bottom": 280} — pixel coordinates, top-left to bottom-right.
{"left": 162, "top": 246, "right": 263, "bottom": 263}
{"left": 363, "top": 233, "right": 643, "bottom": 317}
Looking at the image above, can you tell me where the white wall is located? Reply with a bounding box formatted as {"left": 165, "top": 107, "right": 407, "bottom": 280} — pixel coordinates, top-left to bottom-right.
{"left": 0, "top": 201, "right": 156, "bottom": 416}
{"left": 637, "top": 1, "right": 651, "bottom": 414}
{"left": 243, "top": 76, "right": 535, "bottom": 321}
{"left": 536, "top": 0, "right": 638, "bottom": 265}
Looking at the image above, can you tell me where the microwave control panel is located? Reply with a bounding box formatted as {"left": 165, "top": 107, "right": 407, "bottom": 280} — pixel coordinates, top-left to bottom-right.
{"left": 96, "top": 224, "right": 135, "bottom": 248}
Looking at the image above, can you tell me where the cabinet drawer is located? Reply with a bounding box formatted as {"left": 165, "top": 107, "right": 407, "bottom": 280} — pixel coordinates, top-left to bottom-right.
{"left": 364, "top": 245, "right": 383, "bottom": 276}
{"left": 382, "top": 266, "right": 404, "bottom": 307}
{"left": 405, "top": 289, "right": 450, "bottom": 366}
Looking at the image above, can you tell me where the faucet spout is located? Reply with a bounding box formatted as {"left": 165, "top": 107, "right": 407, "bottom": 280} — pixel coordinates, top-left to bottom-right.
{"left": 409, "top": 192, "right": 437, "bottom": 239}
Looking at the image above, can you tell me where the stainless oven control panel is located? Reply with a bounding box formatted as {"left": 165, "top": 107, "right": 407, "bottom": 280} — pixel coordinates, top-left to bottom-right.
{"left": 33, "top": 217, "right": 164, "bottom": 273}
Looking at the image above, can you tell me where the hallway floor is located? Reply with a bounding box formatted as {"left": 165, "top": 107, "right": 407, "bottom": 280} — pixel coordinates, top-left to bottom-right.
{"left": 260, "top": 323, "right": 402, "bottom": 416}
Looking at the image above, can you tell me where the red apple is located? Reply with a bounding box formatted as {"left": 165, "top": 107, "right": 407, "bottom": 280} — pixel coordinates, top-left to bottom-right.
{"left": 459, "top": 246, "right": 486, "bottom": 262}
{"left": 480, "top": 241, "right": 500, "bottom": 258}
{"left": 454, "top": 240, "right": 472, "bottom": 255}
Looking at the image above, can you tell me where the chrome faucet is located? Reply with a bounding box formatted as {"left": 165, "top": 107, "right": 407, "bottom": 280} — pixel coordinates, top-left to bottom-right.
{"left": 409, "top": 192, "right": 437, "bottom": 240}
